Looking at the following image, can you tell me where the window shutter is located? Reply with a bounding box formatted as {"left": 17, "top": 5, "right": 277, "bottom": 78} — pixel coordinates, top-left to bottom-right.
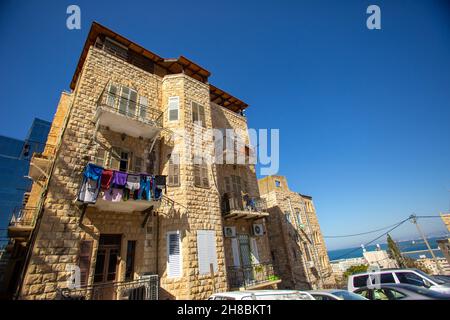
{"left": 192, "top": 102, "right": 199, "bottom": 123}
{"left": 129, "top": 89, "right": 138, "bottom": 116}
{"left": 139, "top": 96, "right": 148, "bottom": 119}
{"left": 168, "top": 154, "right": 179, "bottom": 186}
{"left": 94, "top": 148, "right": 106, "bottom": 167}
{"left": 167, "top": 232, "right": 182, "bottom": 278}
{"left": 194, "top": 163, "right": 201, "bottom": 187}
{"left": 168, "top": 96, "right": 179, "bottom": 121}
{"left": 109, "top": 147, "right": 121, "bottom": 170}
{"left": 107, "top": 83, "right": 118, "bottom": 107}
{"left": 198, "top": 104, "right": 206, "bottom": 127}
{"left": 231, "top": 238, "right": 240, "bottom": 267}
{"left": 134, "top": 156, "right": 143, "bottom": 173}
{"left": 250, "top": 238, "right": 260, "bottom": 264}
{"left": 224, "top": 177, "right": 231, "bottom": 193}
{"left": 197, "top": 230, "right": 217, "bottom": 275}
{"left": 201, "top": 163, "right": 209, "bottom": 188}
{"left": 79, "top": 241, "right": 93, "bottom": 286}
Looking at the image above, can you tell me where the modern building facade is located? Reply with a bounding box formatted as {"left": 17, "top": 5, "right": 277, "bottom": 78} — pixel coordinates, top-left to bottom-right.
{"left": 258, "top": 175, "right": 335, "bottom": 289}
{"left": 8, "top": 22, "right": 279, "bottom": 300}
{"left": 0, "top": 119, "right": 51, "bottom": 245}
{"left": 0, "top": 118, "right": 50, "bottom": 297}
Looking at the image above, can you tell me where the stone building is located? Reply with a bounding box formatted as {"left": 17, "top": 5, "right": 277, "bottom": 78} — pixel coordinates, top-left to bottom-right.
{"left": 441, "top": 213, "right": 450, "bottom": 232}
{"left": 258, "top": 175, "right": 335, "bottom": 289}
{"left": 6, "top": 22, "right": 278, "bottom": 300}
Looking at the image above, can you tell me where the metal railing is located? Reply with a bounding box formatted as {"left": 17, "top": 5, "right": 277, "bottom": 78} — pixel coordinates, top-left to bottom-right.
{"left": 221, "top": 192, "right": 267, "bottom": 215}
{"left": 57, "top": 276, "right": 159, "bottom": 300}
{"left": 9, "top": 207, "right": 38, "bottom": 228}
{"left": 227, "top": 263, "right": 279, "bottom": 289}
{"left": 97, "top": 89, "right": 163, "bottom": 127}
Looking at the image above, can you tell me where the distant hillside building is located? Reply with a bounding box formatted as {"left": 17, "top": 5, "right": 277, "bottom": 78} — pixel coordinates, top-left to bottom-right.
{"left": 258, "top": 175, "right": 335, "bottom": 289}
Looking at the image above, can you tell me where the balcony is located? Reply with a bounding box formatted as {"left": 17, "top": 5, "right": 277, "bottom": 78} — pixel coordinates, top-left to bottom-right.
{"left": 8, "top": 207, "right": 38, "bottom": 239}
{"left": 95, "top": 90, "right": 163, "bottom": 140}
{"left": 221, "top": 192, "right": 269, "bottom": 220}
{"left": 27, "top": 152, "right": 54, "bottom": 181}
{"left": 81, "top": 164, "right": 164, "bottom": 214}
{"left": 57, "top": 275, "right": 159, "bottom": 300}
{"left": 90, "top": 197, "right": 161, "bottom": 213}
{"left": 227, "top": 263, "right": 281, "bottom": 290}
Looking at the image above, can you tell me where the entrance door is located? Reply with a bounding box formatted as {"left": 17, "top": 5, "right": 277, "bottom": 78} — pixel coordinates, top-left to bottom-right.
{"left": 237, "top": 234, "right": 254, "bottom": 285}
{"left": 93, "top": 235, "right": 122, "bottom": 299}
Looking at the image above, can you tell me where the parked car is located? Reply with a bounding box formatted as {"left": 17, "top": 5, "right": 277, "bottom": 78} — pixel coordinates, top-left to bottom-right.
{"left": 208, "top": 290, "right": 315, "bottom": 300}
{"left": 308, "top": 289, "right": 368, "bottom": 300}
{"left": 353, "top": 283, "right": 450, "bottom": 300}
{"left": 347, "top": 268, "right": 450, "bottom": 294}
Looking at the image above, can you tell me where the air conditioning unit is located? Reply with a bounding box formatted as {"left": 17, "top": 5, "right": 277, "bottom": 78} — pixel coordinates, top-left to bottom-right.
{"left": 224, "top": 226, "right": 236, "bottom": 238}
{"left": 252, "top": 224, "right": 264, "bottom": 236}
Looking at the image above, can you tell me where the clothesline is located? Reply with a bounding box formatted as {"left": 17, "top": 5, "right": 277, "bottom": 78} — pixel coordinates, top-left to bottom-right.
{"left": 77, "top": 163, "right": 167, "bottom": 205}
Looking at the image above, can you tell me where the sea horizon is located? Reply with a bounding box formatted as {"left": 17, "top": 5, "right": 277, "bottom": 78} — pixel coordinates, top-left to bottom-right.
{"left": 328, "top": 236, "right": 447, "bottom": 261}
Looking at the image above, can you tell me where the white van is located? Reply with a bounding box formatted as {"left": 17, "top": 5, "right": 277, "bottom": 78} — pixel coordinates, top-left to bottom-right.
{"left": 348, "top": 268, "right": 450, "bottom": 294}
{"left": 208, "top": 290, "right": 315, "bottom": 300}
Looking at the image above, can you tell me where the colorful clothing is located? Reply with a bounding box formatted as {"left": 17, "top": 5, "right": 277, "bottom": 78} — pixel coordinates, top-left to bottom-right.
{"left": 101, "top": 170, "right": 113, "bottom": 190}
{"left": 112, "top": 171, "right": 128, "bottom": 189}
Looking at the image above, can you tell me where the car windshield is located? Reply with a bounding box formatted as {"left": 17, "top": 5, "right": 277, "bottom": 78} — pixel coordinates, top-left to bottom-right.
{"left": 332, "top": 290, "right": 367, "bottom": 300}
{"left": 414, "top": 269, "right": 446, "bottom": 285}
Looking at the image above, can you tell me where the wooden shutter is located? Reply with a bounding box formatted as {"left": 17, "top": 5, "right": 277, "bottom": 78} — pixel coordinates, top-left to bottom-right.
{"left": 201, "top": 163, "right": 209, "bottom": 188}
{"left": 192, "top": 102, "right": 206, "bottom": 127}
{"left": 167, "top": 232, "right": 182, "bottom": 278}
{"left": 224, "top": 177, "right": 231, "bottom": 193}
{"left": 168, "top": 96, "right": 179, "bottom": 121}
{"left": 192, "top": 102, "right": 199, "bottom": 123}
{"left": 198, "top": 104, "right": 206, "bottom": 127}
{"left": 134, "top": 156, "right": 143, "bottom": 173}
{"left": 197, "top": 230, "right": 218, "bottom": 275}
{"left": 79, "top": 240, "right": 93, "bottom": 286}
{"left": 250, "top": 238, "right": 260, "bottom": 264}
{"left": 106, "top": 83, "right": 118, "bottom": 107}
{"left": 94, "top": 147, "right": 106, "bottom": 167}
{"left": 168, "top": 153, "right": 179, "bottom": 186}
{"left": 139, "top": 96, "right": 148, "bottom": 119}
{"left": 194, "top": 163, "right": 201, "bottom": 187}
{"left": 231, "top": 238, "right": 240, "bottom": 267}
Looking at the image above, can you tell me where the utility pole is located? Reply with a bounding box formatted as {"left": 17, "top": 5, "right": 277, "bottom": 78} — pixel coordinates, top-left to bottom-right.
{"left": 409, "top": 214, "right": 444, "bottom": 274}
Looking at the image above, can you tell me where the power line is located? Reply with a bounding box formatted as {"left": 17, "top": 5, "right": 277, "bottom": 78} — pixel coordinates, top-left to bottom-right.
{"left": 331, "top": 217, "right": 411, "bottom": 261}
{"left": 324, "top": 221, "right": 403, "bottom": 238}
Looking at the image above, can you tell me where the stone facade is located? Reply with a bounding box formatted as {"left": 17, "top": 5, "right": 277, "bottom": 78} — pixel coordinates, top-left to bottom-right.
{"left": 13, "top": 23, "right": 275, "bottom": 300}
{"left": 258, "top": 175, "right": 335, "bottom": 289}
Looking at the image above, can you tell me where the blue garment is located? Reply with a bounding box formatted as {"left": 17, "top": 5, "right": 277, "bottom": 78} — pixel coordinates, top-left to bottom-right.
{"left": 78, "top": 163, "right": 104, "bottom": 203}
{"left": 154, "top": 187, "right": 162, "bottom": 200}
{"left": 83, "top": 163, "right": 104, "bottom": 182}
{"left": 137, "top": 175, "right": 152, "bottom": 201}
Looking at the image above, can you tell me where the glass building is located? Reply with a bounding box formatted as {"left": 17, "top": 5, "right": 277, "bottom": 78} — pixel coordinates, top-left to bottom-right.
{"left": 0, "top": 118, "right": 51, "bottom": 247}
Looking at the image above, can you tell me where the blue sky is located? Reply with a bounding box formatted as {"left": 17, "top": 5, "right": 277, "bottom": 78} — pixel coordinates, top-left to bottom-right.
{"left": 1, "top": 0, "right": 449, "bottom": 251}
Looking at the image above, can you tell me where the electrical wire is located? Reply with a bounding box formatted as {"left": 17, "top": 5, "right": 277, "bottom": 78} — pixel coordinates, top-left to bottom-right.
{"left": 324, "top": 221, "right": 403, "bottom": 238}
{"left": 331, "top": 217, "right": 411, "bottom": 261}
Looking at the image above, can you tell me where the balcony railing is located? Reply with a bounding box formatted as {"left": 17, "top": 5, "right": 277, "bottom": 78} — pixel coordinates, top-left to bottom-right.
{"left": 227, "top": 263, "right": 280, "bottom": 290}
{"left": 8, "top": 207, "right": 38, "bottom": 238}
{"left": 96, "top": 90, "right": 163, "bottom": 128}
{"left": 9, "top": 207, "right": 38, "bottom": 228}
{"left": 57, "top": 276, "right": 159, "bottom": 300}
{"left": 222, "top": 192, "right": 268, "bottom": 216}
{"left": 28, "top": 151, "right": 55, "bottom": 181}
